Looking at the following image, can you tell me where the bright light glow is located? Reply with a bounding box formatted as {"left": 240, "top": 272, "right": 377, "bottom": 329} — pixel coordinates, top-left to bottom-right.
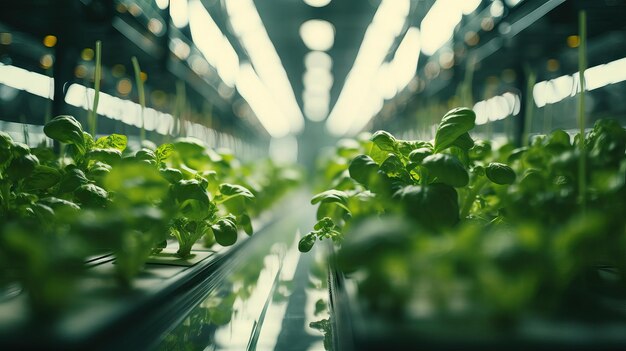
{"left": 490, "top": 0, "right": 505, "bottom": 17}
{"left": 65, "top": 83, "right": 176, "bottom": 135}
{"left": 390, "top": 27, "right": 421, "bottom": 91}
{"left": 189, "top": 0, "right": 239, "bottom": 86}
{"left": 226, "top": 0, "right": 304, "bottom": 134}
{"left": 269, "top": 135, "right": 298, "bottom": 163}
{"left": 303, "top": 68, "right": 333, "bottom": 91}
{"left": 303, "top": 51, "right": 333, "bottom": 121}
{"left": 305, "top": 51, "right": 332, "bottom": 70}
{"left": 473, "top": 92, "right": 520, "bottom": 125}
{"left": 462, "top": 0, "right": 483, "bottom": 14}
{"left": 170, "top": 0, "right": 189, "bottom": 28}
{"left": 155, "top": 0, "right": 169, "bottom": 10}
{"left": 0, "top": 63, "right": 53, "bottom": 99}
{"left": 533, "top": 57, "right": 626, "bottom": 107}
{"left": 236, "top": 63, "right": 290, "bottom": 138}
{"left": 303, "top": 0, "right": 331, "bottom": 8}
{"left": 421, "top": 0, "right": 481, "bottom": 56}
{"left": 300, "top": 19, "right": 335, "bottom": 51}
{"left": 326, "top": 0, "right": 410, "bottom": 136}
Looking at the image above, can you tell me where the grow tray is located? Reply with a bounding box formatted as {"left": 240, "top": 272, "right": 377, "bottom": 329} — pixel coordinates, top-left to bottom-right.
{"left": 0, "top": 192, "right": 305, "bottom": 350}
{"left": 327, "top": 255, "right": 626, "bottom": 351}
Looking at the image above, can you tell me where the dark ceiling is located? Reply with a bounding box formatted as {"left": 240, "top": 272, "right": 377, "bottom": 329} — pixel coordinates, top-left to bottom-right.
{"left": 1, "top": 0, "right": 626, "bottom": 143}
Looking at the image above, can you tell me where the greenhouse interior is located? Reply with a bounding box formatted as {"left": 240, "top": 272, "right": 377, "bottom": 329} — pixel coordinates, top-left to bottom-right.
{"left": 1, "top": 0, "right": 626, "bottom": 349}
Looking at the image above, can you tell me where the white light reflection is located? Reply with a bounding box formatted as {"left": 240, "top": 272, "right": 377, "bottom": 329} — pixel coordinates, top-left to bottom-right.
{"left": 170, "top": 0, "right": 189, "bottom": 28}
{"left": 533, "top": 57, "right": 626, "bottom": 107}
{"left": 473, "top": 92, "right": 520, "bottom": 125}
{"left": 303, "top": 51, "right": 333, "bottom": 122}
{"left": 236, "top": 63, "right": 290, "bottom": 138}
{"left": 155, "top": 0, "right": 169, "bottom": 10}
{"left": 300, "top": 19, "right": 335, "bottom": 51}
{"left": 188, "top": 0, "right": 239, "bottom": 86}
{"left": 303, "top": 0, "right": 331, "bottom": 7}
{"left": 226, "top": 0, "right": 304, "bottom": 134}
{"left": 420, "top": 0, "right": 481, "bottom": 56}
{"left": 326, "top": 0, "right": 410, "bottom": 136}
{"left": 0, "top": 63, "right": 53, "bottom": 99}
{"left": 65, "top": 83, "right": 175, "bottom": 135}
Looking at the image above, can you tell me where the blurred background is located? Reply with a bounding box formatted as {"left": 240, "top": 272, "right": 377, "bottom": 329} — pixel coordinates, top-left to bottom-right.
{"left": 1, "top": 0, "right": 625, "bottom": 167}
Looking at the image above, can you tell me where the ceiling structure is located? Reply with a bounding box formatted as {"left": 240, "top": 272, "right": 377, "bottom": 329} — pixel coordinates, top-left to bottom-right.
{"left": 1, "top": 0, "right": 626, "bottom": 155}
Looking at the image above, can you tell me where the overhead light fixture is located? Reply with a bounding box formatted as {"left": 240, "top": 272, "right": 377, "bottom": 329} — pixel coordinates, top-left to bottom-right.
{"left": 303, "top": 0, "right": 331, "bottom": 8}
{"left": 303, "top": 50, "right": 333, "bottom": 122}
{"left": 226, "top": 0, "right": 304, "bottom": 134}
{"left": 305, "top": 51, "right": 332, "bottom": 70}
{"left": 533, "top": 57, "right": 626, "bottom": 107}
{"left": 420, "top": 0, "right": 481, "bottom": 56}
{"left": 169, "top": 0, "right": 189, "bottom": 28}
{"left": 326, "top": 0, "right": 411, "bottom": 136}
{"left": 391, "top": 27, "right": 421, "bottom": 91}
{"left": 300, "top": 19, "right": 335, "bottom": 51}
{"left": 0, "top": 63, "right": 54, "bottom": 99}
{"left": 236, "top": 63, "right": 291, "bottom": 138}
{"left": 188, "top": 0, "right": 239, "bottom": 86}
{"left": 155, "top": 0, "right": 169, "bottom": 10}
{"left": 473, "top": 92, "right": 520, "bottom": 125}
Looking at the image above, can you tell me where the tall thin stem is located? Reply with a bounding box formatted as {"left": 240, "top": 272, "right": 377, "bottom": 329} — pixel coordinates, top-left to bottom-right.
{"left": 131, "top": 56, "right": 146, "bottom": 142}
{"left": 89, "top": 40, "right": 102, "bottom": 138}
{"left": 578, "top": 10, "right": 587, "bottom": 214}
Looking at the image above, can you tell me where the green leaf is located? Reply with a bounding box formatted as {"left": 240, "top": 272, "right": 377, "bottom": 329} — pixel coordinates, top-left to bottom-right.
{"left": 95, "top": 134, "right": 127, "bottom": 151}
{"left": 23, "top": 165, "right": 61, "bottom": 190}
{"left": 104, "top": 161, "right": 169, "bottom": 204}
{"left": 212, "top": 215, "right": 238, "bottom": 246}
{"left": 408, "top": 147, "right": 432, "bottom": 164}
{"left": 469, "top": 140, "right": 492, "bottom": 160}
{"left": 171, "top": 179, "right": 213, "bottom": 220}
{"left": 87, "top": 162, "right": 111, "bottom": 181}
{"left": 298, "top": 234, "right": 316, "bottom": 253}
{"left": 379, "top": 153, "right": 410, "bottom": 182}
{"left": 173, "top": 179, "right": 211, "bottom": 203}
{"left": 173, "top": 137, "right": 207, "bottom": 156}
{"left": 0, "top": 131, "right": 14, "bottom": 149}
{"left": 393, "top": 184, "right": 459, "bottom": 229}
{"left": 434, "top": 108, "right": 476, "bottom": 153}
{"left": 452, "top": 132, "right": 475, "bottom": 150}
{"left": 159, "top": 167, "right": 184, "bottom": 183}
{"left": 7, "top": 154, "right": 39, "bottom": 180}
{"left": 135, "top": 148, "right": 156, "bottom": 162}
{"left": 74, "top": 183, "right": 108, "bottom": 207}
{"left": 348, "top": 154, "right": 378, "bottom": 187}
{"left": 219, "top": 183, "right": 255, "bottom": 200}
{"left": 59, "top": 167, "right": 90, "bottom": 193}
{"left": 155, "top": 143, "right": 174, "bottom": 164}
{"left": 421, "top": 153, "right": 469, "bottom": 187}
{"left": 371, "top": 130, "right": 397, "bottom": 152}
{"left": 87, "top": 148, "right": 122, "bottom": 165}
{"left": 486, "top": 162, "right": 516, "bottom": 185}
{"left": 239, "top": 213, "right": 253, "bottom": 235}
{"left": 397, "top": 140, "right": 426, "bottom": 157}
{"left": 44, "top": 115, "right": 85, "bottom": 150}
{"left": 40, "top": 197, "right": 81, "bottom": 211}
{"left": 311, "top": 189, "right": 348, "bottom": 206}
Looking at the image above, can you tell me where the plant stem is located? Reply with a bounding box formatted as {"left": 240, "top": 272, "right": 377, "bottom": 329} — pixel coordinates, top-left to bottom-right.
{"left": 578, "top": 10, "right": 587, "bottom": 214}
{"left": 522, "top": 66, "right": 536, "bottom": 147}
{"left": 460, "top": 177, "right": 488, "bottom": 219}
{"left": 89, "top": 40, "right": 102, "bottom": 138}
{"left": 131, "top": 56, "right": 146, "bottom": 142}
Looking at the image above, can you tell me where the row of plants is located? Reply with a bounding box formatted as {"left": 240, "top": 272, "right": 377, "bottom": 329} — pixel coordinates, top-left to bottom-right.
{"left": 0, "top": 115, "right": 300, "bottom": 314}
{"left": 301, "top": 107, "right": 626, "bottom": 326}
